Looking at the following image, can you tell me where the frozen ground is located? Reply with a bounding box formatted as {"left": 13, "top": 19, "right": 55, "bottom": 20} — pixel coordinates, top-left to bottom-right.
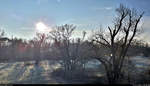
{"left": 0, "top": 60, "right": 66, "bottom": 84}
{"left": 0, "top": 60, "right": 101, "bottom": 84}
{"left": 131, "top": 56, "right": 150, "bottom": 68}
{"left": 0, "top": 56, "right": 148, "bottom": 84}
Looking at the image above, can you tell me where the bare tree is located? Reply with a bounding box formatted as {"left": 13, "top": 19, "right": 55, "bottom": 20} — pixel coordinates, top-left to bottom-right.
{"left": 49, "top": 24, "right": 76, "bottom": 73}
{"left": 30, "top": 33, "right": 50, "bottom": 65}
{"left": 91, "top": 4, "right": 144, "bottom": 84}
{"left": 49, "top": 24, "right": 88, "bottom": 79}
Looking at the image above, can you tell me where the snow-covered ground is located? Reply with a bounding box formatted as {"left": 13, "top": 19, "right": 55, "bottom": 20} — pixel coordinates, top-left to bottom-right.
{"left": 0, "top": 56, "right": 148, "bottom": 84}
{"left": 0, "top": 60, "right": 65, "bottom": 84}
{"left": 131, "top": 56, "right": 150, "bottom": 68}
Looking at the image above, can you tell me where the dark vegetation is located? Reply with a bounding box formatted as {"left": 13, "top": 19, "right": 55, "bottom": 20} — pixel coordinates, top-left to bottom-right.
{"left": 0, "top": 4, "right": 150, "bottom": 85}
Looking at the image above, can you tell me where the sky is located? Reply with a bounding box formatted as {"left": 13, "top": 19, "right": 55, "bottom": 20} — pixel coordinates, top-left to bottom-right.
{"left": 0, "top": 0, "right": 150, "bottom": 41}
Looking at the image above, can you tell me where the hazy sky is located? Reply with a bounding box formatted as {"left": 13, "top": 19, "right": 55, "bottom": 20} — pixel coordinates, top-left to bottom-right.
{"left": 0, "top": 0, "right": 150, "bottom": 41}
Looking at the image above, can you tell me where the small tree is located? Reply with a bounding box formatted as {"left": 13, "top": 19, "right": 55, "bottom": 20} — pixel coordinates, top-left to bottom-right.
{"left": 91, "top": 4, "right": 144, "bottom": 84}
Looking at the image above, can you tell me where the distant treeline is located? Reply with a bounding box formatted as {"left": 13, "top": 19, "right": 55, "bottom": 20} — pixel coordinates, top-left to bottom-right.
{"left": 0, "top": 28, "right": 149, "bottom": 62}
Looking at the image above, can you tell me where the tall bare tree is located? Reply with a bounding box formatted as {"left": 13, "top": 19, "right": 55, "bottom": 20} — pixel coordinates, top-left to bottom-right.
{"left": 91, "top": 4, "right": 144, "bottom": 84}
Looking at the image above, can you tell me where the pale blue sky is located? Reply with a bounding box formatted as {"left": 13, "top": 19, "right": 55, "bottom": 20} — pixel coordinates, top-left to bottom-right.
{"left": 0, "top": 0, "right": 149, "bottom": 40}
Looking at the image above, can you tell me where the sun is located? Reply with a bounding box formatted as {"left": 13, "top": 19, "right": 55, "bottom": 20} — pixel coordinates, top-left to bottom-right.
{"left": 35, "top": 22, "right": 49, "bottom": 33}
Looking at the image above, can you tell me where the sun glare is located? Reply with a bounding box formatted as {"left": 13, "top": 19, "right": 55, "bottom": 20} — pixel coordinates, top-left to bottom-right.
{"left": 35, "top": 22, "right": 50, "bottom": 33}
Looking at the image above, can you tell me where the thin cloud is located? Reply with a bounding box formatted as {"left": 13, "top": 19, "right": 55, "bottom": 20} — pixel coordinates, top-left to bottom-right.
{"left": 58, "top": 18, "right": 76, "bottom": 25}
{"left": 91, "top": 7, "right": 113, "bottom": 11}
{"left": 20, "top": 27, "right": 35, "bottom": 31}
{"left": 105, "top": 7, "right": 113, "bottom": 10}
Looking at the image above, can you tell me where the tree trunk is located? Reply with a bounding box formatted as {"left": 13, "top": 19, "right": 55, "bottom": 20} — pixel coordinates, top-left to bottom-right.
{"left": 106, "top": 68, "right": 123, "bottom": 84}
